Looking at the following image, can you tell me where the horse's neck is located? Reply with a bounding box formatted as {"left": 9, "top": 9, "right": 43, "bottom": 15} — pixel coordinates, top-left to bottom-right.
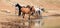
{"left": 16, "top": 4, "right": 22, "bottom": 7}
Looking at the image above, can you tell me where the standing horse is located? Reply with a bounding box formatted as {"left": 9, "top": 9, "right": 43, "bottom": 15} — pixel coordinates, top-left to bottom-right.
{"left": 20, "top": 5, "right": 35, "bottom": 28}
{"left": 31, "top": 7, "right": 45, "bottom": 16}
{"left": 15, "top": 3, "right": 22, "bottom": 16}
{"left": 15, "top": 4, "right": 32, "bottom": 28}
{"left": 35, "top": 7, "right": 48, "bottom": 28}
{"left": 21, "top": 7, "right": 31, "bottom": 19}
{"left": 15, "top": 4, "right": 32, "bottom": 19}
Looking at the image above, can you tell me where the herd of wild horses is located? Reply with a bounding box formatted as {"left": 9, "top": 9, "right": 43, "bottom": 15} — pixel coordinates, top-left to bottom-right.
{"left": 4, "top": 2, "right": 46, "bottom": 28}
{"left": 15, "top": 3, "right": 45, "bottom": 20}
{"left": 14, "top": 3, "right": 45, "bottom": 28}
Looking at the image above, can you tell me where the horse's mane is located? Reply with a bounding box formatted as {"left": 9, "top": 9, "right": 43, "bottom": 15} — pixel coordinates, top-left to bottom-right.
{"left": 15, "top": 3, "right": 22, "bottom": 10}
{"left": 26, "top": 5, "right": 30, "bottom": 8}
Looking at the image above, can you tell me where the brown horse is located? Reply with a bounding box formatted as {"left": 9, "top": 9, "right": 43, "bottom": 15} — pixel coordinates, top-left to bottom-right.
{"left": 15, "top": 3, "right": 32, "bottom": 19}
{"left": 30, "top": 6, "right": 35, "bottom": 15}
{"left": 21, "top": 7, "right": 31, "bottom": 19}
{"left": 21, "top": 5, "right": 36, "bottom": 19}
{"left": 18, "top": 5, "right": 34, "bottom": 21}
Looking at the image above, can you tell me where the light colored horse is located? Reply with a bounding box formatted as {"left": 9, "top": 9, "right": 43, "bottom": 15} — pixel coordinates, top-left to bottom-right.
{"left": 35, "top": 7, "right": 45, "bottom": 15}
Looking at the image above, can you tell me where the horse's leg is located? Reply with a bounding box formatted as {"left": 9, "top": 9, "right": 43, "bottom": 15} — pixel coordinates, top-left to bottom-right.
{"left": 18, "top": 10, "right": 21, "bottom": 16}
{"left": 22, "top": 13, "right": 25, "bottom": 18}
{"left": 28, "top": 13, "right": 31, "bottom": 28}
{"left": 22, "top": 13, "right": 25, "bottom": 28}
{"left": 28, "top": 13, "right": 31, "bottom": 20}
{"left": 38, "top": 10, "right": 40, "bottom": 15}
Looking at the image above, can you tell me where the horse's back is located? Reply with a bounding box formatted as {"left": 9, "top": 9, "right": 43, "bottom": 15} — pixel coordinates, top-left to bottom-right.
{"left": 21, "top": 8, "right": 30, "bottom": 14}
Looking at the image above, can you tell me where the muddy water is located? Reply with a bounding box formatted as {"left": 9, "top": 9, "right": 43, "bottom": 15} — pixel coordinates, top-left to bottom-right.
{"left": 0, "top": 13, "right": 60, "bottom": 28}
{"left": 31, "top": 16, "right": 60, "bottom": 28}
{"left": 42, "top": 16, "right": 60, "bottom": 28}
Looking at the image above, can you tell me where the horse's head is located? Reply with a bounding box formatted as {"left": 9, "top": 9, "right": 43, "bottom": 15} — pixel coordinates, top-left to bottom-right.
{"left": 39, "top": 8, "right": 48, "bottom": 13}
{"left": 15, "top": 3, "right": 22, "bottom": 8}
{"left": 40, "top": 8, "right": 45, "bottom": 12}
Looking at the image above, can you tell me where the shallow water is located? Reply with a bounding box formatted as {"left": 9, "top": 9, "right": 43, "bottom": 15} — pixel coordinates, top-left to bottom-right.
{"left": 0, "top": 13, "right": 60, "bottom": 28}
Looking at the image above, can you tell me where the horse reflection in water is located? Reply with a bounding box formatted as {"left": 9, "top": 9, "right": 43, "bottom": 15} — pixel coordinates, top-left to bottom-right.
{"left": 15, "top": 3, "right": 46, "bottom": 28}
